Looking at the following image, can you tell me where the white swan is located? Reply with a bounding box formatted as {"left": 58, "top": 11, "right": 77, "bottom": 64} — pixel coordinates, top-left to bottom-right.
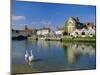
{"left": 25, "top": 50, "right": 29, "bottom": 60}
{"left": 28, "top": 50, "right": 34, "bottom": 62}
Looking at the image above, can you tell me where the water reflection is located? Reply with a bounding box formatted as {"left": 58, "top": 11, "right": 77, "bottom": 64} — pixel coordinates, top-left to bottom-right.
{"left": 63, "top": 43, "right": 95, "bottom": 64}
{"left": 63, "top": 44, "right": 80, "bottom": 64}
{"left": 25, "top": 40, "right": 96, "bottom": 65}
{"left": 12, "top": 40, "right": 96, "bottom": 73}
{"left": 37, "top": 40, "right": 50, "bottom": 48}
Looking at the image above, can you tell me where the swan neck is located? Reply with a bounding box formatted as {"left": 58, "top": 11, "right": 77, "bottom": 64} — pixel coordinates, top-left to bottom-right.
{"left": 26, "top": 51, "right": 28, "bottom": 54}
{"left": 31, "top": 50, "right": 33, "bottom": 56}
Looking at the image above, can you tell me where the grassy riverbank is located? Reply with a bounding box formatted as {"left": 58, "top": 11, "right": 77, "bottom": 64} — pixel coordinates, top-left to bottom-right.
{"left": 27, "top": 36, "right": 96, "bottom": 43}
{"left": 62, "top": 36, "right": 96, "bottom": 43}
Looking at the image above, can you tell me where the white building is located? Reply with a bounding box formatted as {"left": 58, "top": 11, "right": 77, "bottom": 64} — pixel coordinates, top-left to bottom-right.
{"left": 37, "top": 28, "right": 50, "bottom": 36}
{"left": 70, "top": 28, "right": 95, "bottom": 37}
{"left": 55, "top": 28, "right": 64, "bottom": 35}
{"left": 67, "top": 17, "right": 77, "bottom": 34}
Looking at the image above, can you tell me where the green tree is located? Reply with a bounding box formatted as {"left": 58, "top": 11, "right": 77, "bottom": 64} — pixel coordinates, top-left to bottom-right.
{"left": 76, "top": 17, "right": 79, "bottom": 22}
{"left": 63, "top": 20, "right": 68, "bottom": 35}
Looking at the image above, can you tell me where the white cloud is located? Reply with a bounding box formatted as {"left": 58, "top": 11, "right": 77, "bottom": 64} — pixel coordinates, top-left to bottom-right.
{"left": 12, "top": 15, "right": 25, "bottom": 21}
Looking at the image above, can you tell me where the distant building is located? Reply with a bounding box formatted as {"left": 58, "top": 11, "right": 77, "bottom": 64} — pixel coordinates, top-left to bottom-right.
{"left": 12, "top": 25, "right": 34, "bottom": 37}
{"left": 12, "top": 29, "right": 20, "bottom": 37}
{"left": 18, "top": 25, "right": 33, "bottom": 36}
{"left": 55, "top": 28, "right": 64, "bottom": 35}
{"left": 37, "top": 27, "right": 51, "bottom": 36}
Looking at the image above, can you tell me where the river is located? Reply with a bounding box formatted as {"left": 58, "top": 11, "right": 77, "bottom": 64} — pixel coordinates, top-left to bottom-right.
{"left": 11, "top": 40, "right": 96, "bottom": 74}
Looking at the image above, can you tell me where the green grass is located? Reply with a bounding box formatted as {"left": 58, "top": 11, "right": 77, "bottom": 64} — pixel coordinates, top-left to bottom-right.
{"left": 62, "top": 37, "right": 96, "bottom": 43}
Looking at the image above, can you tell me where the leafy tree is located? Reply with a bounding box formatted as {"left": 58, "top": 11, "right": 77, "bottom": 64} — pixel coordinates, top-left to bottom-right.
{"left": 63, "top": 20, "right": 68, "bottom": 35}
{"left": 76, "top": 17, "right": 79, "bottom": 22}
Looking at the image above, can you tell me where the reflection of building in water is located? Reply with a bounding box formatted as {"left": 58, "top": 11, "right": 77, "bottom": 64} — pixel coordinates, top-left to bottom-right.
{"left": 67, "top": 44, "right": 80, "bottom": 64}
{"left": 76, "top": 44, "right": 95, "bottom": 56}
{"left": 53, "top": 41, "right": 63, "bottom": 48}
{"left": 63, "top": 43, "right": 95, "bottom": 64}
{"left": 37, "top": 41, "right": 63, "bottom": 49}
{"left": 37, "top": 41, "right": 50, "bottom": 48}
{"left": 63, "top": 44, "right": 80, "bottom": 64}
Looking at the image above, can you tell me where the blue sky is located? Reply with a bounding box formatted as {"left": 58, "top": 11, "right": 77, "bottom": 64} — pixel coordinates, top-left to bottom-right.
{"left": 12, "top": 0, "right": 96, "bottom": 30}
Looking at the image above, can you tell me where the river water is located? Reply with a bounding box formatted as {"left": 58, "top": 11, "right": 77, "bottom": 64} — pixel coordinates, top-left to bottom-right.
{"left": 11, "top": 40, "right": 96, "bottom": 74}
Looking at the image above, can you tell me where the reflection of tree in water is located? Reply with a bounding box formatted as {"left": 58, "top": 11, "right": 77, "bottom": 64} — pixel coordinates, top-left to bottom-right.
{"left": 63, "top": 43, "right": 95, "bottom": 64}
{"left": 63, "top": 44, "right": 80, "bottom": 64}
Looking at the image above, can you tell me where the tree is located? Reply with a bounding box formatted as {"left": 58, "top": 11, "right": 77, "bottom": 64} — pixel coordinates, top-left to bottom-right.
{"left": 76, "top": 17, "right": 79, "bottom": 22}
{"left": 63, "top": 20, "right": 68, "bottom": 35}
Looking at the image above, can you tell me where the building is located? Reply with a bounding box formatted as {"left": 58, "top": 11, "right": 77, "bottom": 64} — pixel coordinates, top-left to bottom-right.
{"left": 66, "top": 17, "right": 95, "bottom": 37}
{"left": 55, "top": 28, "right": 64, "bottom": 36}
{"left": 12, "top": 29, "right": 20, "bottom": 37}
{"left": 67, "top": 17, "right": 77, "bottom": 34}
{"left": 18, "top": 25, "right": 33, "bottom": 36}
{"left": 70, "top": 27, "right": 95, "bottom": 37}
{"left": 12, "top": 25, "right": 34, "bottom": 37}
{"left": 37, "top": 27, "right": 51, "bottom": 36}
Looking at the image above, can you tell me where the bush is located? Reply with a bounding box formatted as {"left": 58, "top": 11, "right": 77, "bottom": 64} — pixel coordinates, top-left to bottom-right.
{"left": 63, "top": 32, "right": 68, "bottom": 35}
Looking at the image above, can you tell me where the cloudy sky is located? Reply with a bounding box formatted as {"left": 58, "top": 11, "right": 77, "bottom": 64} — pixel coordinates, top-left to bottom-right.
{"left": 11, "top": 0, "right": 96, "bottom": 30}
